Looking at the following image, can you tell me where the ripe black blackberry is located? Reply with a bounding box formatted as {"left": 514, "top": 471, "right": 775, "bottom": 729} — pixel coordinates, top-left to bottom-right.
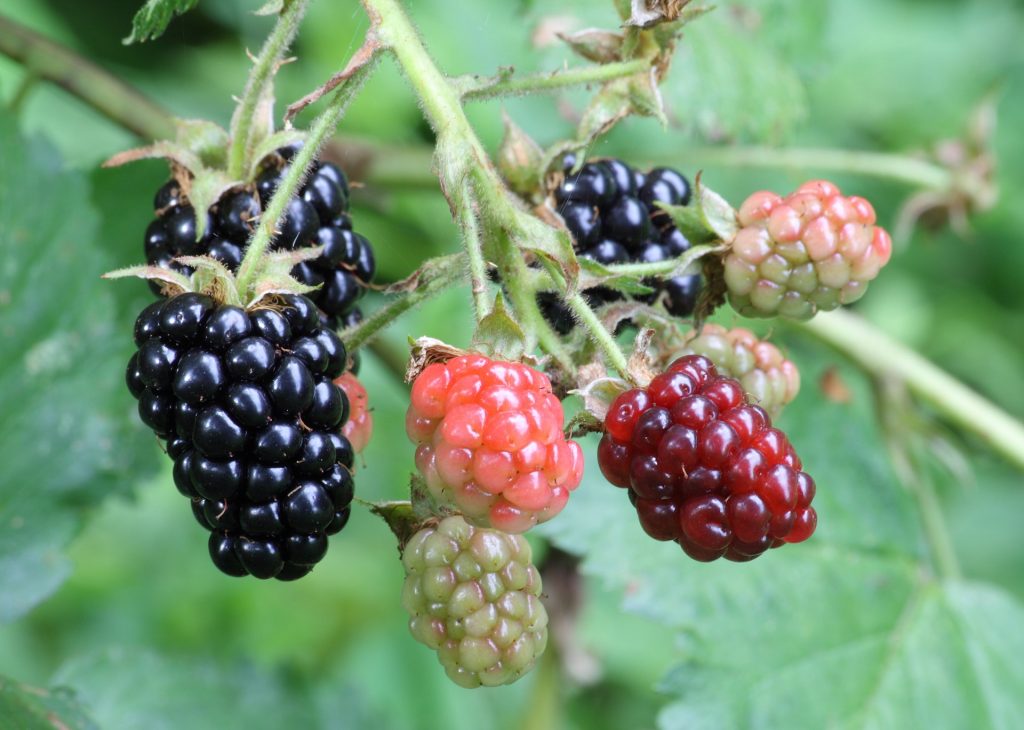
{"left": 143, "top": 149, "right": 376, "bottom": 329}
{"left": 544, "top": 157, "right": 702, "bottom": 331}
{"left": 127, "top": 292, "right": 355, "bottom": 580}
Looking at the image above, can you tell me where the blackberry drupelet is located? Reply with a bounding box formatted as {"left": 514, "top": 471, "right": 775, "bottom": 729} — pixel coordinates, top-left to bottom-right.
{"left": 142, "top": 151, "right": 376, "bottom": 328}
{"left": 127, "top": 292, "right": 355, "bottom": 580}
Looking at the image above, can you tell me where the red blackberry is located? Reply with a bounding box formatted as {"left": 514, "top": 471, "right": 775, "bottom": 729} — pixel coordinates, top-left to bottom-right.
{"left": 335, "top": 372, "right": 373, "bottom": 454}
{"left": 597, "top": 355, "right": 817, "bottom": 562}
{"left": 143, "top": 149, "right": 376, "bottom": 329}
{"left": 406, "top": 354, "right": 584, "bottom": 534}
{"left": 545, "top": 157, "right": 702, "bottom": 328}
{"left": 127, "top": 292, "right": 355, "bottom": 580}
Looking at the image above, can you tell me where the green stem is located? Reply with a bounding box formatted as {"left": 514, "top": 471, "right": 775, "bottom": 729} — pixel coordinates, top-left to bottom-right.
{"left": 452, "top": 180, "right": 491, "bottom": 321}
{"left": 341, "top": 254, "right": 467, "bottom": 351}
{"left": 681, "top": 146, "right": 952, "bottom": 190}
{"left": 226, "top": 0, "right": 310, "bottom": 179}
{"left": 6, "top": 70, "right": 38, "bottom": 112}
{"left": 236, "top": 59, "right": 378, "bottom": 295}
{"left": 795, "top": 309, "right": 1024, "bottom": 472}
{"left": 459, "top": 59, "right": 649, "bottom": 101}
{"left": 0, "top": 13, "right": 174, "bottom": 139}
{"left": 498, "top": 246, "right": 575, "bottom": 372}
{"left": 566, "top": 292, "right": 632, "bottom": 380}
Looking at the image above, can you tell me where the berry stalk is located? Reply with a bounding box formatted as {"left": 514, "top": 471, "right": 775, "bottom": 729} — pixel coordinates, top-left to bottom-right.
{"left": 458, "top": 59, "right": 651, "bottom": 101}
{"left": 795, "top": 309, "right": 1024, "bottom": 473}
{"left": 225, "top": 0, "right": 310, "bottom": 179}
{"left": 681, "top": 145, "right": 952, "bottom": 192}
{"left": 235, "top": 54, "right": 379, "bottom": 296}
{"left": 340, "top": 253, "right": 467, "bottom": 352}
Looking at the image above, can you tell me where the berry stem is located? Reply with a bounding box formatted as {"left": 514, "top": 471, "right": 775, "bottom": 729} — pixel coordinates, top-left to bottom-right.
{"left": 681, "top": 145, "right": 952, "bottom": 191}
{"left": 341, "top": 253, "right": 467, "bottom": 351}
{"left": 566, "top": 292, "right": 633, "bottom": 381}
{"left": 0, "top": 13, "right": 175, "bottom": 139}
{"left": 235, "top": 53, "right": 379, "bottom": 297}
{"left": 225, "top": 0, "right": 310, "bottom": 179}
{"left": 457, "top": 59, "right": 651, "bottom": 101}
{"left": 497, "top": 244, "right": 576, "bottom": 372}
{"left": 452, "top": 179, "right": 492, "bottom": 321}
{"left": 795, "top": 309, "right": 1024, "bottom": 473}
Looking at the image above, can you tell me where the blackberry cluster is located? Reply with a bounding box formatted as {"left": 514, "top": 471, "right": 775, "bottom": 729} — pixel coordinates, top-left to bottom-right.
{"left": 143, "top": 150, "right": 375, "bottom": 329}
{"left": 540, "top": 157, "right": 703, "bottom": 333}
{"left": 597, "top": 355, "right": 816, "bottom": 562}
{"left": 125, "top": 292, "right": 355, "bottom": 580}
{"left": 401, "top": 515, "right": 548, "bottom": 688}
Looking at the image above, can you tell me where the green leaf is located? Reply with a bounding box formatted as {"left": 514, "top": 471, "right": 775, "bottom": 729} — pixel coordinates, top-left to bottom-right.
{"left": 52, "top": 648, "right": 366, "bottom": 729}
{"left": 124, "top": 0, "right": 201, "bottom": 44}
{"left": 0, "top": 119, "right": 158, "bottom": 621}
{"left": 664, "top": 1, "right": 814, "bottom": 142}
{"left": 0, "top": 675, "right": 97, "bottom": 730}
{"left": 541, "top": 346, "right": 1024, "bottom": 727}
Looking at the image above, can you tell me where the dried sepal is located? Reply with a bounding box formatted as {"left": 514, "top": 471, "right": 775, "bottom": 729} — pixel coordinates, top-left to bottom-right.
{"left": 405, "top": 337, "right": 470, "bottom": 384}
{"left": 557, "top": 28, "right": 625, "bottom": 64}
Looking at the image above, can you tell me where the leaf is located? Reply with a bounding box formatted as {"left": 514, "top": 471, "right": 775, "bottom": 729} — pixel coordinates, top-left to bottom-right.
{"left": 124, "top": 0, "right": 200, "bottom": 44}
{"left": 52, "top": 648, "right": 365, "bottom": 729}
{"left": 541, "top": 343, "right": 1024, "bottom": 727}
{"left": 0, "top": 119, "right": 158, "bottom": 620}
{"left": 663, "top": 2, "right": 813, "bottom": 142}
{"left": 0, "top": 676, "right": 97, "bottom": 730}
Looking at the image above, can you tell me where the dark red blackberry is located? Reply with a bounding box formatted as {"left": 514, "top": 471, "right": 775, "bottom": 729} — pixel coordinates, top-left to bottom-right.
{"left": 142, "top": 152, "right": 376, "bottom": 329}
{"left": 545, "top": 157, "right": 703, "bottom": 331}
{"left": 126, "top": 292, "right": 355, "bottom": 580}
{"left": 597, "top": 354, "right": 817, "bottom": 562}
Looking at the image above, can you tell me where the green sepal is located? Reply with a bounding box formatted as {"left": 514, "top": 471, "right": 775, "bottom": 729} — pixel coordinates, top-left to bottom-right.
{"left": 497, "top": 112, "right": 545, "bottom": 201}
{"left": 656, "top": 173, "right": 739, "bottom": 244}
{"left": 472, "top": 293, "right": 529, "bottom": 362}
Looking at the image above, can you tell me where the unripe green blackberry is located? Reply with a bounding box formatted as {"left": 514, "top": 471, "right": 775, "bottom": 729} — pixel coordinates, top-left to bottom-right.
{"left": 400, "top": 516, "right": 548, "bottom": 688}
{"left": 675, "top": 325, "right": 800, "bottom": 417}
{"left": 724, "top": 180, "right": 893, "bottom": 320}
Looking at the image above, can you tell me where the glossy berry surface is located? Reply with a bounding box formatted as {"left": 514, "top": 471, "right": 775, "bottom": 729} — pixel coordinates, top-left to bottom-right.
{"left": 597, "top": 355, "right": 817, "bottom": 562}
{"left": 548, "top": 157, "right": 702, "bottom": 330}
{"left": 126, "top": 293, "right": 355, "bottom": 580}
{"left": 673, "top": 325, "right": 800, "bottom": 417}
{"left": 401, "top": 516, "right": 548, "bottom": 688}
{"left": 142, "top": 151, "right": 375, "bottom": 327}
{"left": 336, "top": 372, "right": 373, "bottom": 454}
{"left": 406, "top": 354, "right": 584, "bottom": 533}
{"left": 725, "top": 180, "right": 893, "bottom": 320}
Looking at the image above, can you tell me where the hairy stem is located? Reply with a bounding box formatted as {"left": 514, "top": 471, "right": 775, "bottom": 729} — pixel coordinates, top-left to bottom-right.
{"left": 226, "top": 0, "right": 310, "bottom": 179}
{"left": 566, "top": 292, "right": 632, "bottom": 380}
{"left": 795, "top": 310, "right": 1024, "bottom": 472}
{"left": 236, "top": 59, "right": 377, "bottom": 295}
{"left": 681, "top": 146, "right": 952, "bottom": 191}
{"left": 0, "top": 13, "right": 174, "bottom": 139}
{"left": 341, "top": 254, "right": 467, "bottom": 351}
{"left": 452, "top": 180, "right": 491, "bottom": 320}
{"left": 459, "top": 59, "right": 649, "bottom": 101}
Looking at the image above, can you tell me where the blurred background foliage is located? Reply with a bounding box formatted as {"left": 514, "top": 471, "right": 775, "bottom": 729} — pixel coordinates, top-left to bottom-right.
{"left": 0, "top": 0, "right": 1022, "bottom": 728}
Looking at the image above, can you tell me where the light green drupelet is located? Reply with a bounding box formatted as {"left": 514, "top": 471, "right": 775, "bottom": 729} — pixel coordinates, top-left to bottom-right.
{"left": 401, "top": 515, "right": 549, "bottom": 688}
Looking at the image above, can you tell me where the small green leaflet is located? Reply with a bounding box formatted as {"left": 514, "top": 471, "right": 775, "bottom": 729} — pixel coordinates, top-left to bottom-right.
{"left": 124, "top": 0, "right": 200, "bottom": 44}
